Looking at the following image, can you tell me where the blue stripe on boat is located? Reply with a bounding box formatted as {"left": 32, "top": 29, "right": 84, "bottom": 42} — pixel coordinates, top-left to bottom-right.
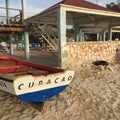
{"left": 17, "top": 85, "right": 67, "bottom": 102}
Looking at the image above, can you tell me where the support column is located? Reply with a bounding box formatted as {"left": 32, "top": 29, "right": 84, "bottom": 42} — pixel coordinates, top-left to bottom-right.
{"left": 21, "top": 0, "right": 27, "bottom": 19}
{"left": 79, "top": 29, "right": 83, "bottom": 42}
{"left": 99, "top": 33, "right": 102, "bottom": 41}
{"left": 82, "top": 32, "right": 85, "bottom": 42}
{"left": 107, "top": 27, "right": 112, "bottom": 40}
{"left": 22, "top": 0, "right": 30, "bottom": 60}
{"left": 103, "top": 31, "right": 106, "bottom": 41}
{"left": 9, "top": 34, "right": 13, "bottom": 55}
{"left": 57, "top": 8, "right": 66, "bottom": 67}
{"left": 5, "top": 0, "right": 10, "bottom": 24}
{"left": 74, "top": 26, "right": 79, "bottom": 42}
{"left": 24, "top": 32, "right": 30, "bottom": 60}
{"left": 97, "top": 33, "right": 99, "bottom": 41}
{"left": 6, "top": 0, "right": 14, "bottom": 55}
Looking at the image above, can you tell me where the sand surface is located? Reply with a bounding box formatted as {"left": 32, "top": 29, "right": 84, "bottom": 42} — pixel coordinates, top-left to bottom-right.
{"left": 0, "top": 60, "right": 120, "bottom": 120}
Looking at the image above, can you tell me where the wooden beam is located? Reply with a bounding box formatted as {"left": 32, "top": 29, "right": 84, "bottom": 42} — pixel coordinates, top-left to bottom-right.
{"left": 0, "top": 7, "right": 21, "bottom": 11}
{"left": 0, "top": 26, "right": 29, "bottom": 32}
{"left": 61, "top": 4, "right": 120, "bottom": 17}
{"left": 87, "top": 14, "right": 96, "bottom": 22}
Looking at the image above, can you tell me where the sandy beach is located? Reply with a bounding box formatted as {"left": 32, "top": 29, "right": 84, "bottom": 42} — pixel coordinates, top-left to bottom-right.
{"left": 0, "top": 56, "right": 120, "bottom": 120}
{"left": 1, "top": 0, "right": 120, "bottom": 119}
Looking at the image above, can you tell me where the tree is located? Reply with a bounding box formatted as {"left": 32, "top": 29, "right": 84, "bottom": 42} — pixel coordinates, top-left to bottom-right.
{"left": 106, "top": 2, "right": 116, "bottom": 8}
{"left": 66, "top": 28, "right": 74, "bottom": 38}
{"left": 0, "top": 34, "right": 8, "bottom": 42}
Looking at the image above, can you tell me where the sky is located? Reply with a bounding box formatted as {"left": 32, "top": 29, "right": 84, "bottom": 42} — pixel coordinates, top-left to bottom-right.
{"left": 0, "top": 0, "right": 118, "bottom": 17}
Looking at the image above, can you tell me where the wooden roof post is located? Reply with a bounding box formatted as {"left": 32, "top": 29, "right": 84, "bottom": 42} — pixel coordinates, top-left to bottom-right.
{"left": 22, "top": 0, "right": 30, "bottom": 60}
{"left": 107, "top": 27, "right": 112, "bottom": 40}
{"left": 9, "top": 34, "right": 14, "bottom": 55}
{"left": 103, "top": 31, "right": 106, "bottom": 41}
{"left": 5, "top": 0, "right": 10, "bottom": 24}
{"left": 82, "top": 31, "right": 85, "bottom": 42}
{"left": 24, "top": 32, "right": 30, "bottom": 60}
{"left": 21, "top": 0, "right": 27, "bottom": 20}
{"left": 6, "top": 0, "right": 14, "bottom": 55}
{"left": 57, "top": 8, "right": 67, "bottom": 67}
{"left": 99, "top": 32, "right": 102, "bottom": 41}
{"left": 74, "top": 26, "right": 80, "bottom": 42}
{"left": 97, "top": 33, "right": 99, "bottom": 41}
{"left": 79, "top": 28, "right": 83, "bottom": 42}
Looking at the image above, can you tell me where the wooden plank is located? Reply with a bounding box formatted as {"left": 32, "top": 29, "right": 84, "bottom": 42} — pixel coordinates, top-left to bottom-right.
{"left": 0, "top": 26, "right": 29, "bottom": 32}
{"left": 0, "top": 6, "right": 21, "bottom": 11}
{"left": 61, "top": 4, "right": 120, "bottom": 17}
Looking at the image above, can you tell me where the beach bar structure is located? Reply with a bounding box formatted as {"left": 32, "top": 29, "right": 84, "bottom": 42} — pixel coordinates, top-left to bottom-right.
{"left": 26, "top": 0, "right": 120, "bottom": 67}
{"left": 1, "top": 0, "right": 120, "bottom": 67}
{"left": 0, "top": 0, "right": 29, "bottom": 59}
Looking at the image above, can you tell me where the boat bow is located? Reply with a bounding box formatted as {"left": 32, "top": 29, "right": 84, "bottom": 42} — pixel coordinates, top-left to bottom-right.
{"left": 14, "top": 70, "right": 74, "bottom": 102}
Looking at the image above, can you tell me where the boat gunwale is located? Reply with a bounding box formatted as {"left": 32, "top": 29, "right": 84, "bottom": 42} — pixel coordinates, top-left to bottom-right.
{"left": 0, "top": 54, "right": 64, "bottom": 74}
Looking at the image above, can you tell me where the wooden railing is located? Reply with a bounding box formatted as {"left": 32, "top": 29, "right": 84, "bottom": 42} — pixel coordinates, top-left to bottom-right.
{"left": 0, "top": 7, "right": 24, "bottom": 25}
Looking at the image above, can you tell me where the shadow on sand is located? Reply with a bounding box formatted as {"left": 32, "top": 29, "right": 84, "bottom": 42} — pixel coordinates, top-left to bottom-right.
{"left": 28, "top": 102, "right": 44, "bottom": 111}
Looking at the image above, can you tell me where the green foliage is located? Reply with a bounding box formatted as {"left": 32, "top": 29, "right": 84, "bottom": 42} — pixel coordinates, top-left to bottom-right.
{"left": 66, "top": 28, "right": 74, "bottom": 38}
{"left": 12, "top": 32, "right": 23, "bottom": 40}
{"left": 0, "top": 34, "right": 8, "bottom": 42}
{"left": 106, "top": 2, "right": 116, "bottom": 8}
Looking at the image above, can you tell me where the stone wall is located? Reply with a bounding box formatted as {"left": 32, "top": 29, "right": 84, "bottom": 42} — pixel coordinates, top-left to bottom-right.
{"left": 62, "top": 41, "right": 120, "bottom": 67}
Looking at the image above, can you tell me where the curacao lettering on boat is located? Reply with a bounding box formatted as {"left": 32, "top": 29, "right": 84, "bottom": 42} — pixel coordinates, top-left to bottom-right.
{"left": 0, "top": 81, "right": 7, "bottom": 88}
{"left": 18, "top": 75, "right": 73, "bottom": 90}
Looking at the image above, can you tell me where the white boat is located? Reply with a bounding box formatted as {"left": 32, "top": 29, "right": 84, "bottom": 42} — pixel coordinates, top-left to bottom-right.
{"left": 0, "top": 54, "right": 74, "bottom": 102}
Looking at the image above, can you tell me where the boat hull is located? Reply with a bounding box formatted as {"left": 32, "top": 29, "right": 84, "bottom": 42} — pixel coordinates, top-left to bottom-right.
{"left": 17, "top": 85, "right": 67, "bottom": 102}
{"left": 0, "top": 70, "right": 74, "bottom": 102}
{"left": 0, "top": 54, "right": 74, "bottom": 102}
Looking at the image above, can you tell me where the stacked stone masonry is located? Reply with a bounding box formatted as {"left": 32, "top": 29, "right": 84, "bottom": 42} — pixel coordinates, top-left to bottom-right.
{"left": 63, "top": 41, "right": 120, "bottom": 67}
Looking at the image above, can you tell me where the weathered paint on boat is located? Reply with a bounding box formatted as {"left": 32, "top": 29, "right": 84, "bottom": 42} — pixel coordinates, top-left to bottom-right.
{"left": 16, "top": 70, "right": 74, "bottom": 102}
{"left": 0, "top": 54, "right": 74, "bottom": 102}
{"left": 18, "top": 85, "right": 67, "bottom": 102}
